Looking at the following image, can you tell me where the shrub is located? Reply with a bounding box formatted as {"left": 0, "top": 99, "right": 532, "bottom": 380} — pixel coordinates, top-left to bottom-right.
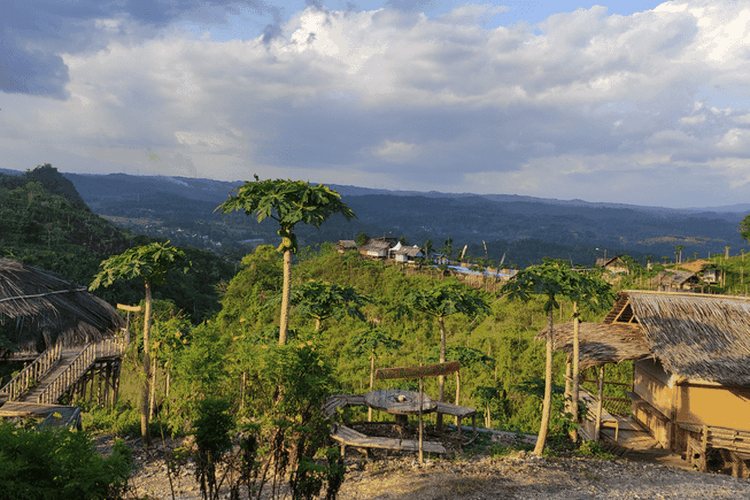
{"left": 0, "top": 421, "right": 132, "bottom": 500}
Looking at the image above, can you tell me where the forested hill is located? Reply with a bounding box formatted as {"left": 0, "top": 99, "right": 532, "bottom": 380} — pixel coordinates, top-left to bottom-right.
{"left": 60, "top": 170, "right": 749, "bottom": 267}
{"left": 0, "top": 166, "right": 234, "bottom": 322}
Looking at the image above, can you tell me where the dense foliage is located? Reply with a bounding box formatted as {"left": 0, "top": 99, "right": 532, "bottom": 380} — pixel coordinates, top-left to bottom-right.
{"left": 0, "top": 422, "right": 131, "bottom": 500}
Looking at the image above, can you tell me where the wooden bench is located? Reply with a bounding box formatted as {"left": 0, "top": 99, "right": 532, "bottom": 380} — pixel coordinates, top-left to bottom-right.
{"left": 625, "top": 390, "right": 671, "bottom": 448}
{"left": 322, "top": 394, "right": 366, "bottom": 419}
{"left": 434, "top": 402, "right": 478, "bottom": 439}
{"left": 679, "top": 423, "right": 750, "bottom": 477}
{"left": 330, "top": 424, "right": 447, "bottom": 457}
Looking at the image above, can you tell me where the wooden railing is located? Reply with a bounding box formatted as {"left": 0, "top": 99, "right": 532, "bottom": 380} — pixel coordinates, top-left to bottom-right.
{"left": 95, "top": 339, "right": 125, "bottom": 359}
{"left": 0, "top": 344, "right": 62, "bottom": 401}
{"left": 37, "top": 344, "right": 96, "bottom": 404}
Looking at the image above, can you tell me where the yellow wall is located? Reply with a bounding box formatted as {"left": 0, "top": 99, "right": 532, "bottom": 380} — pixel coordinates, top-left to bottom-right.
{"left": 635, "top": 359, "right": 750, "bottom": 431}
{"left": 674, "top": 384, "right": 750, "bottom": 430}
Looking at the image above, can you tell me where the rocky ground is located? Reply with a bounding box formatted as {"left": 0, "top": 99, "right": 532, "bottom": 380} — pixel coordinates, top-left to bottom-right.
{"left": 104, "top": 429, "right": 750, "bottom": 500}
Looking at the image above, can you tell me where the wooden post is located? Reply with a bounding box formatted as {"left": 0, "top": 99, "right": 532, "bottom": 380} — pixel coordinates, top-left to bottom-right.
{"left": 595, "top": 365, "right": 605, "bottom": 443}
{"left": 418, "top": 374, "right": 424, "bottom": 464}
{"left": 572, "top": 303, "right": 580, "bottom": 443}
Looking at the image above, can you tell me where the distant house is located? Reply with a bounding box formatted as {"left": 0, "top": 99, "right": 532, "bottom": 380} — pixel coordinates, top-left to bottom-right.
{"left": 357, "top": 237, "right": 397, "bottom": 260}
{"left": 335, "top": 240, "right": 358, "bottom": 253}
{"left": 595, "top": 256, "right": 629, "bottom": 274}
{"left": 542, "top": 290, "right": 750, "bottom": 474}
{"left": 680, "top": 259, "right": 723, "bottom": 284}
{"left": 388, "top": 242, "right": 424, "bottom": 263}
{"left": 649, "top": 270, "right": 701, "bottom": 291}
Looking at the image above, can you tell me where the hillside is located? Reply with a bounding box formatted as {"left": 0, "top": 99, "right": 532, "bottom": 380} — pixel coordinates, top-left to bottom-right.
{"left": 0, "top": 166, "right": 234, "bottom": 322}
{"left": 59, "top": 171, "right": 750, "bottom": 266}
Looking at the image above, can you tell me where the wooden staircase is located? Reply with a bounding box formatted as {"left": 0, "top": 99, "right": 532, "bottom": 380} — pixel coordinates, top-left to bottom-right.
{"left": 0, "top": 340, "right": 123, "bottom": 405}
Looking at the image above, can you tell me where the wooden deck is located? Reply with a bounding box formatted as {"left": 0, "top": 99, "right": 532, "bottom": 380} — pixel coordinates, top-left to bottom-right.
{"left": 0, "top": 401, "right": 82, "bottom": 430}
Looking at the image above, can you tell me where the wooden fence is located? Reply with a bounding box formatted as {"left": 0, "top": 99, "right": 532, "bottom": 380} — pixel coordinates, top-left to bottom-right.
{"left": 36, "top": 344, "right": 97, "bottom": 404}
{"left": 0, "top": 343, "right": 62, "bottom": 401}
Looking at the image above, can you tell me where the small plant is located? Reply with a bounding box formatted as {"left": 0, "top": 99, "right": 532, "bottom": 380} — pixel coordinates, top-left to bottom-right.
{"left": 487, "top": 443, "right": 511, "bottom": 459}
{"left": 575, "top": 440, "right": 614, "bottom": 460}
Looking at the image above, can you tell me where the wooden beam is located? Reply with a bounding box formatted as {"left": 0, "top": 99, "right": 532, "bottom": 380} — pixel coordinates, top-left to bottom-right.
{"left": 375, "top": 361, "right": 461, "bottom": 380}
{"left": 117, "top": 304, "right": 142, "bottom": 312}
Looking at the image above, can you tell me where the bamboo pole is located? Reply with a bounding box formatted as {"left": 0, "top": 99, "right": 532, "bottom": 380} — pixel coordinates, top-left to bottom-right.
{"left": 595, "top": 365, "right": 605, "bottom": 443}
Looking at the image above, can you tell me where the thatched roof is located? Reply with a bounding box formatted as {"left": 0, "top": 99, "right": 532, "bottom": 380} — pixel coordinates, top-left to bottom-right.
{"left": 536, "top": 322, "right": 652, "bottom": 370}
{"left": 615, "top": 291, "right": 750, "bottom": 386}
{"left": 0, "top": 258, "right": 123, "bottom": 355}
{"left": 538, "top": 290, "right": 750, "bottom": 385}
{"left": 649, "top": 270, "right": 699, "bottom": 288}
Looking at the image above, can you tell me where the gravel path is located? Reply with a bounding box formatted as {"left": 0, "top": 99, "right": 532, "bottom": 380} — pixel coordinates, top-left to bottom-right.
{"left": 116, "top": 436, "right": 750, "bottom": 500}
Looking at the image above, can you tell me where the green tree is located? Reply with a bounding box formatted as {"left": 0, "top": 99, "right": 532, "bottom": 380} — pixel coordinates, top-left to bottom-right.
{"left": 350, "top": 327, "right": 403, "bottom": 420}
{"left": 675, "top": 245, "right": 685, "bottom": 265}
{"left": 90, "top": 241, "right": 188, "bottom": 446}
{"left": 740, "top": 214, "right": 750, "bottom": 245}
{"left": 355, "top": 232, "right": 369, "bottom": 246}
{"left": 216, "top": 176, "right": 355, "bottom": 345}
{"left": 501, "top": 260, "right": 612, "bottom": 454}
{"left": 289, "top": 280, "right": 372, "bottom": 332}
{"left": 397, "top": 282, "right": 490, "bottom": 427}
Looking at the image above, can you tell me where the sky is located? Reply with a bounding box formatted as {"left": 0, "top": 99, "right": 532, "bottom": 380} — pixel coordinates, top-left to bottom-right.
{"left": 2, "top": 1, "right": 750, "bottom": 208}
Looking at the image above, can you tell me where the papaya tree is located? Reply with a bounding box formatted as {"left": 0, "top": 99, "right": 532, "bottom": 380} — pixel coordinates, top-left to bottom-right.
{"left": 288, "top": 280, "right": 372, "bottom": 332}
{"left": 397, "top": 282, "right": 489, "bottom": 428}
{"left": 216, "top": 176, "right": 355, "bottom": 345}
{"left": 501, "top": 260, "right": 611, "bottom": 454}
{"left": 350, "top": 327, "right": 402, "bottom": 420}
{"left": 90, "top": 241, "right": 189, "bottom": 446}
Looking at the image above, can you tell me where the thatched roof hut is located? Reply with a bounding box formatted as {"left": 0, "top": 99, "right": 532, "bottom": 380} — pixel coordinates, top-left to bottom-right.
{"left": 541, "top": 290, "right": 750, "bottom": 386}
{"left": 610, "top": 291, "right": 750, "bottom": 386}
{"left": 0, "top": 258, "right": 123, "bottom": 355}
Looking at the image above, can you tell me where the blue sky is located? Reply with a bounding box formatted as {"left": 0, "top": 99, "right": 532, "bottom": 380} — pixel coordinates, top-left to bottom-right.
{"left": 3, "top": 1, "right": 750, "bottom": 208}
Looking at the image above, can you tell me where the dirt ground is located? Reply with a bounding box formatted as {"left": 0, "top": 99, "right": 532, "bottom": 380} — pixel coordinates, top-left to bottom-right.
{"left": 105, "top": 426, "right": 750, "bottom": 500}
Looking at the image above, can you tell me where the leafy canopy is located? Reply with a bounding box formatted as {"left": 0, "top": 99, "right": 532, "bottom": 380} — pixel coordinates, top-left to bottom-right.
{"left": 216, "top": 176, "right": 356, "bottom": 254}
{"left": 289, "top": 280, "right": 372, "bottom": 325}
{"left": 396, "top": 282, "right": 491, "bottom": 320}
{"left": 90, "top": 241, "right": 189, "bottom": 289}
{"left": 501, "top": 260, "right": 613, "bottom": 312}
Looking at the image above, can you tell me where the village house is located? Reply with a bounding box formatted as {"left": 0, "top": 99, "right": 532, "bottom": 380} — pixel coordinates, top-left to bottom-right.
{"left": 649, "top": 270, "right": 701, "bottom": 292}
{"left": 388, "top": 242, "right": 425, "bottom": 263}
{"left": 595, "top": 255, "right": 629, "bottom": 274}
{"left": 680, "top": 259, "right": 724, "bottom": 285}
{"left": 543, "top": 290, "right": 750, "bottom": 476}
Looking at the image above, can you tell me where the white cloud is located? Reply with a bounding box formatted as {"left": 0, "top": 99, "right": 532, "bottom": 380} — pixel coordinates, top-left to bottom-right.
{"left": 5, "top": 1, "right": 750, "bottom": 207}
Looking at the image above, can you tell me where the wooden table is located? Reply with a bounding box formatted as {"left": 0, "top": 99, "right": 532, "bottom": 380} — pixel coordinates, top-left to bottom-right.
{"left": 365, "top": 389, "right": 437, "bottom": 426}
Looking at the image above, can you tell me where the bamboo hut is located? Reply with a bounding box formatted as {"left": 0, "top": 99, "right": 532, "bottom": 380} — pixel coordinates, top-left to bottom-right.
{"left": 0, "top": 258, "right": 123, "bottom": 356}
{"left": 542, "top": 290, "right": 750, "bottom": 470}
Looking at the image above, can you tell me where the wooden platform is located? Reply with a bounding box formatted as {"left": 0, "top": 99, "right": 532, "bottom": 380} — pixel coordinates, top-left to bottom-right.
{"left": 331, "top": 424, "right": 447, "bottom": 456}
{"left": 0, "top": 401, "right": 82, "bottom": 430}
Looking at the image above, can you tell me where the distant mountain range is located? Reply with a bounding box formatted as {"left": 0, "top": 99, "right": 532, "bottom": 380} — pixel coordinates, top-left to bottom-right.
{"left": 5, "top": 169, "right": 741, "bottom": 266}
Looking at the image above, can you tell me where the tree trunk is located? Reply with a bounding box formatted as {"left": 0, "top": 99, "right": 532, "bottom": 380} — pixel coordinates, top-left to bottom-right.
{"left": 142, "top": 280, "right": 153, "bottom": 447}
{"left": 454, "top": 371, "right": 461, "bottom": 427}
{"left": 534, "top": 307, "right": 554, "bottom": 455}
{"left": 148, "top": 356, "right": 157, "bottom": 420}
{"left": 437, "top": 316, "right": 447, "bottom": 431}
{"left": 572, "top": 302, "right": 580, "bottom": 442}
{"left": 279, "top": 249, "right": 293, "bottom": 345}
{"left": 368, "top": 352, "right": 375, "bottom": 422}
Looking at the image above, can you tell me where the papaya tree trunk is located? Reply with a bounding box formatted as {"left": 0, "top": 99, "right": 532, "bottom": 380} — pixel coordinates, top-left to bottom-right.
{"left": 279, "top": 249, "right": 292, "bottom": 345}
{"left": 437, "top": 315, "right": 447, "bottom": 431}
{"left": 368, "top": 351, "right": 375, "bottom": 422}
{"left": 142, "top": 280, "right": 152, "bottom": 447}
{"left": 534, "top": 306, "right": 554, "bottom": 455}
{"left": 571, "top": 302, "right": 580, "bottom": 442}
